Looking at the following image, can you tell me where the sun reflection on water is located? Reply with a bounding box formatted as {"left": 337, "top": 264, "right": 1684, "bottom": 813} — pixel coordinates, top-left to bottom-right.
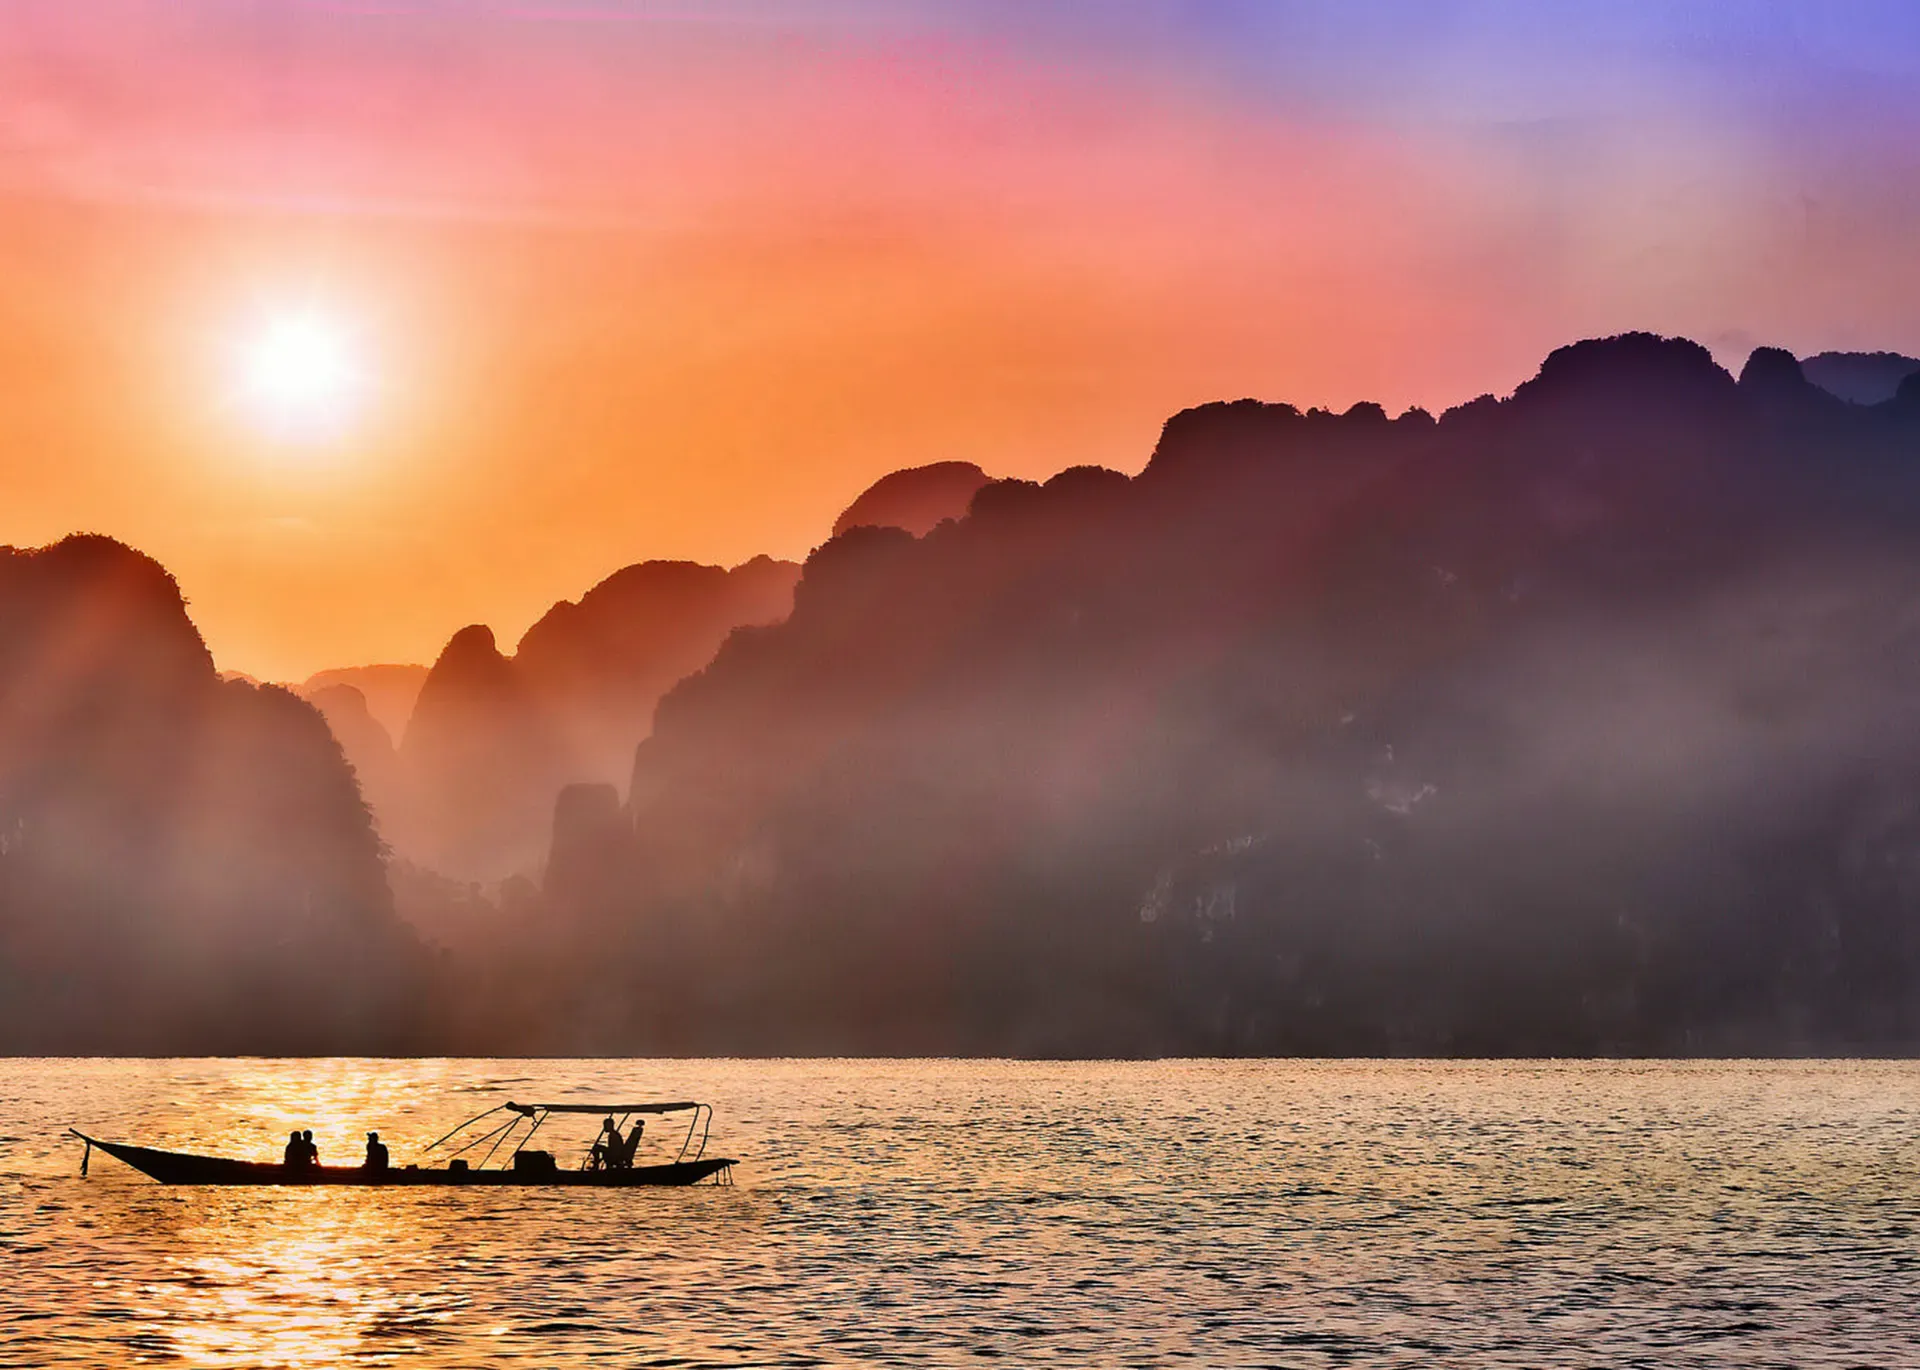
{"left": 20, "top": 1059, "right": 743, "bottom": 1367}
{"left": 143, "top": 1194, "right": 465, "bottom": 1367}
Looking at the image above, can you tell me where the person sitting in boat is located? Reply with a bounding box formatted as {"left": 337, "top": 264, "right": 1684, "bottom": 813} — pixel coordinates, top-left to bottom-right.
{"left": 283, "top": 1130, "right": 304, "bottom": 1168}
{"left": 364, "top": 1131, "right": 389, "bottom": 1172}
{"left": 589, "top": 1116, "right": 620, "bottom": 1170}
{"left": 301, "top": 1129, "right": 319, "bottom": 1167}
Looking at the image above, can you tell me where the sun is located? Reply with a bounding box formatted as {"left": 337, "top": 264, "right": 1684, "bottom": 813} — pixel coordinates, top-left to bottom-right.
{"left": 232, "top": 309, "right": 371, "bottom": 442}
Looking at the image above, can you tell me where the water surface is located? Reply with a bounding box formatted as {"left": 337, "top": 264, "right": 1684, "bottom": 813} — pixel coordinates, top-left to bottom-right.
{"left": 2, "top": 1059, "right": 1916, "bottom": 1366}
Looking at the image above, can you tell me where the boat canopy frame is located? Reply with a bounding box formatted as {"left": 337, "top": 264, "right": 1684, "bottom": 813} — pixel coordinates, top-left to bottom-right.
{"left": 422, "top": 1099, "right": 715, "bottom": 1172}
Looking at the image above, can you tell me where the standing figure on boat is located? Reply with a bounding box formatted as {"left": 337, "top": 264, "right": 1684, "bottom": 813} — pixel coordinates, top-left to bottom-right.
{"left": 364, "top": 1131, "right": 389, "bottom": 1172}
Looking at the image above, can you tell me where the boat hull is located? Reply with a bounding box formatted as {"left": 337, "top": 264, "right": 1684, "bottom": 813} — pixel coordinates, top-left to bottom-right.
{"left": 74, "top": 1134, "right": 733, "bottom": 1187}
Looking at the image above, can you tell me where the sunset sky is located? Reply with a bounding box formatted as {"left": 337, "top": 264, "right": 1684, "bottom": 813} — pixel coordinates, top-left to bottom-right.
{"left": 3, "top": 1, "right": 1918, "bottom": 680}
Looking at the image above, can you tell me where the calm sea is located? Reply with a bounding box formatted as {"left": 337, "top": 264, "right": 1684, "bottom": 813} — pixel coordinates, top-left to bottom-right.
{"left": 1, "top": 1059, "right": 1916, "bottom": 1367}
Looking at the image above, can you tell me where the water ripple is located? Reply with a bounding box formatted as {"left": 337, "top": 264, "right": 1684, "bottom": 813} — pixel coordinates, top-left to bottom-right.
{"left": 2, "top": 1059, "right": 1918, "bottom": 1367}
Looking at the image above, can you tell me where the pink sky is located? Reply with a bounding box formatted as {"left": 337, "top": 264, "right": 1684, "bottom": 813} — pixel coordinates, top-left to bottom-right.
{"left": 1, "top": 1, "right": 1916, "bottom": 678}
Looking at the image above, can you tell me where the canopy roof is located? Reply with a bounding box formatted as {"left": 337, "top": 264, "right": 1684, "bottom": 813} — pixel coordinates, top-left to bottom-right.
{"left": 505, "top": 1101, "right": 700, "bottom": 1116}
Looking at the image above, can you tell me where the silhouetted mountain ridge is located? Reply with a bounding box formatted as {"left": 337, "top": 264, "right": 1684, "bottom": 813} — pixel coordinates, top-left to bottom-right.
{"left": 833, "top": 461, "right": 991, "bottom": 537}
{"left": 513, "top": 332, "right": 1920, "bottom": 1055}
{"left": 0, "top": 536, "right": 421, "bottom": 1052}
{"left": 383, "top": 557, "right": 801, "bottom": 881}
{"left": 1802, "top": 350, "right": 1920, "bottom": 406}
{"left": 20, "top": 332, "right": 1918, "bottom": 1054}
{"left": 300, "top": 664, "right": 428, "bottom": 740}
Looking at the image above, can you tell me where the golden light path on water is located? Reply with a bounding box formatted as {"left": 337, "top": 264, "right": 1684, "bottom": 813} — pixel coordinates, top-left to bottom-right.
{"left": 4, "top": 1059, "right": 1920, "bottom": 1367}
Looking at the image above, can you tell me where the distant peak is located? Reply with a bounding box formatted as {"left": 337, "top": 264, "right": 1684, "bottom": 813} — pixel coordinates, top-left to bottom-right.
{"left": 1515, "top": 332, "right": 1734, "bottom": 404}
{"left": 1802, "top": 350, "right": 1920, "bottom": 406}
{"left": 32, "top": 533, "right": 187, "bottom": 603}
{"left": 1144, "top": 399, "right": 1304, "bottom": 476}
{"left": 423, "top": 625, "right": 514, "bottom": 687}
{"left": 309, "top": 681, "right": 372, "bottom": 714}
{"left": 441, "top": 623, "right": 501, "bottom": 660}
{"left": 733, "top": 553, "right": 799, "bottom": 574}
{"left": 584, "top": 559, "right": 730, "bottom": 602}
{"left": 833, "top": 461, "right": 992, "bottom": 538}
{"left": 1738, "top": 346, "right": 1806, "bottom": 386}
{"left": 1736, "top": 346, "right": 1846, "bottom": 421}
{"left": 1, "top": 533, "right": 214, "bottom": 682}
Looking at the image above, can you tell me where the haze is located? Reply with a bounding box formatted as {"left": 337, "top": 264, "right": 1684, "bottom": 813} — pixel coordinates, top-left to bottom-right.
{"left": 1, "top": 1, "right": 1917, "bottom": 679}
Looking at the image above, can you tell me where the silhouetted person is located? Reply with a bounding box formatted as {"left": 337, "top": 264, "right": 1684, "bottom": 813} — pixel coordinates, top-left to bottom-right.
{"left": 589, "top": 1115, "right": 619, "bottom": 1170}
{"left": 301, "top": 1129, "right": 319, "bottom": 1167}
{"left": 617, "top": 1120, "right": 645, "bottom": 1169}
{"left": 363, "top": 1131, "right": 389, "bottom": 1172}
{"left": 283, "top": 1130, "right": 303, "bottom": 1168}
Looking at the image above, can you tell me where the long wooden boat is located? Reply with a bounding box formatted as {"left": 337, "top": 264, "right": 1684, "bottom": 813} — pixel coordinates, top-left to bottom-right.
{"left": 70, "top": 1098, "right": 737, "bottom": 1187}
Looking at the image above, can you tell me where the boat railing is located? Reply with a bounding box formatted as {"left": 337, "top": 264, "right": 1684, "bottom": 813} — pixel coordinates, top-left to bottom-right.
{"left": 676, "top": 1103, "right": 713, "bottom": 1164}
{"left": 420, "top": 1098, "right": 714, "bottom": 1172}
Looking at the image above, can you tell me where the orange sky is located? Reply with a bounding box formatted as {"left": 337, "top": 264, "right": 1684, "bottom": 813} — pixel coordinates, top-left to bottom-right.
{"left": 3, "top": 2, "right": 1918, "bottom": 679}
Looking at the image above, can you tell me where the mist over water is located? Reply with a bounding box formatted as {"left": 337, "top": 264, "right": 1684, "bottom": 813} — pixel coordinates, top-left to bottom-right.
{"left": 11, "top": 339, "right": 1920, "bottom": 1055}
{"left": 4, "top": 1058, "right": 1917, "bottom": 1367}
